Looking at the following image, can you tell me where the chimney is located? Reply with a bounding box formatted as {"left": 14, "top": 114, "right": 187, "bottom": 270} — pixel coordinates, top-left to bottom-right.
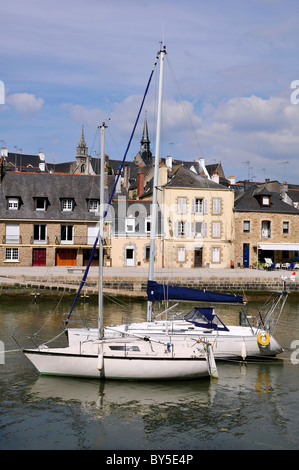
{"left": 1, "top": 147, "right": 8, "bottom": 158}
{"left": 137, "top": 165, "right": 145, "bottom": 198}
{"left": 211, "top": 172, "right": 219, "bottom": 184}
{"left": 228, "top": 176, "right": 235, "bottom": 185}
{"left": 123, "top": 164, "right": 130, "bottom": 189}
{"left": 198, "top": 157, "right": 210, "bottom": 179}
{"left": 166, "top": 155, "right": 172, "bottom": 171}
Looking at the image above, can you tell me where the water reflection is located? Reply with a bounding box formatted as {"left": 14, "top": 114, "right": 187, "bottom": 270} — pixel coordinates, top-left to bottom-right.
{"left": 2, "top": 295, "right": 299, "bottom": 449}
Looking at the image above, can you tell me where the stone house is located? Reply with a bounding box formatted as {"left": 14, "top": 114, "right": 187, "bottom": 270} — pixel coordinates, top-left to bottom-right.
{"left": 0, "top": 171, "right": 108, "bottom": 267}
{"left": 234, "top": 182, "right": 299, "bottom": 268}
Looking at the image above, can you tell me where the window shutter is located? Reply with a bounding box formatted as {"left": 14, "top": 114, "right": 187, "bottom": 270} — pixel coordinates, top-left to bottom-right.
{"left": 204, "top": 198, "right": 208, "bottom": 214}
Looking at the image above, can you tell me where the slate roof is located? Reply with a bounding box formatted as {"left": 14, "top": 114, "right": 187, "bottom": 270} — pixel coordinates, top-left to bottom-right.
{"left": 164, "top": 165, "right": 230, "bottom": 190}
{"left": 234, "top": 184, "right": 299, "bottom": 214}
{"left": 0, "top": 172, "right": 105, "bottom": 222}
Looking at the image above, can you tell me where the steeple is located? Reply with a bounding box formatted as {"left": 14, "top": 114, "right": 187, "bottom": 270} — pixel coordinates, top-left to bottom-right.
{"left": 76, "top": 125, "right": 89, "bottom": 173}
{"left": 139, "top": 112, "right": 152, "bottom": 165}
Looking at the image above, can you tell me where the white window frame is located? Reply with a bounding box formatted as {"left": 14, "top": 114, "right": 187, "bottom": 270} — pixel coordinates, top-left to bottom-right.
{"left": 261, "top": 220, "right": 271, "bottom": 238}
{"left": 35, "top": 198, "right": 47, "bottom": 211}
{"left": 61, "top": 225, "right": 73, "bottom": 244}
{"left": 125, "top": 217, "right": 135, "bottom": 233}
{"left": 88, "top": 199, "right": 99, "bottom": 213}
{"left": 7, "top": 198, "right": 19, "bottom": 210}
{"left": 178, "top": 221, "right": 185, "bottom": 237}
{"left": 62, "top": 198, "right": 73, "bottom": 212}
{"left": 5, "top": 247, "right": 19, "bottom": 261}
{"left": 33, "top": 224, "right": 47, "bottom": 244}
{"left": 145, "top": 217, "right": 151, "bottom": 234}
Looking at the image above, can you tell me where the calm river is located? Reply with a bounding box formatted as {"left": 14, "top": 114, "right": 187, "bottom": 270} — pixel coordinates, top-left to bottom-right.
{"left": 1, "top": 291, "right": 299, "bottom": 451}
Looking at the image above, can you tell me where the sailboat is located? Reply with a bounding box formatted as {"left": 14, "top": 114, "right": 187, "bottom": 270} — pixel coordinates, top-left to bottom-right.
{"left": 66, "top": 49, "right": 287, "bottom": 363}
{"left": 21, "top": 46, "right": 216, "bottom": 380}
{"left": 69, "top": 280, "right": 287, "bottom": 361}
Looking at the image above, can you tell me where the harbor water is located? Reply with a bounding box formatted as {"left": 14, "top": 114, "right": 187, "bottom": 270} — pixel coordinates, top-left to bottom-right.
{"left": 1, "top": 293, "right": 299, "bottom": 451}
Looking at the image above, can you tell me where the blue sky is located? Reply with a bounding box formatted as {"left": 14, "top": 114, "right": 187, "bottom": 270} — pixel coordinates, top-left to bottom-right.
{"left": 1, "top": 0, "right": 299, "bottom": 183}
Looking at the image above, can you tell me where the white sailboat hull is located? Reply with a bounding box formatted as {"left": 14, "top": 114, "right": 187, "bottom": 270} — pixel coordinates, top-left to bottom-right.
{"left": 68, "top": 322, "right": 283, "bottom": 360}
{"left": 23, "top": 337, "right": 211, "bottom": 380}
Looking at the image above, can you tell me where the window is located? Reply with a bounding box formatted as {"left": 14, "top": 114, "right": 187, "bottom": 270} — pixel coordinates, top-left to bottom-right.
{"left": 61, "top": 198, "right": 73, "bottom": 212}
{"left": 212, "top": 222, "right": 221, "bottom": 238}
{"left": 145, "top": 217, "right": 151, "bottom": 233}
{"left": 262, "top": 196, "right": 270, "bottom": 207}
{"left": 5, "top": 224, "right": 20, "bottom": 244}
{"left": 178, "top": 221, "right": 185, "bottom": 237}
{"left": 261, "top": 221, "right": 271, "bottom": 238}
{"left": 177, "top": 197, "right": 187, "bottom": 214}
{"left": 145, "top": 246, "right": 150, "bottom": 262}
{"left": 35, "top": 198, "right": 47, "bottom": 211}
{"left": 88, "top": 199, "right": 99, "bottom": 212}
{"left": 87, "top": 225, "right": 98, "bottom": 244}
{"left": 283, "top": 221, "right": 289, "bottom": 234}
{"left": 7, "top": 198, "right": 19, "bottom": 210}
{"left": 195, "top": 221, "right": 202, "bottom": 236}
{"left": 61, "top": 225, "right": 73, "bottom": 244}
{"left": 33, "top": 224, "right": 46, "bottom": 243}
{"left": 243, "top": 221, "right": 250, "bottom": 233}
{"left": 195, "top": 198, "right": 203, "bottom": 213}
{"left": 178, "top": 247, "right": 185, "bottom": 262}
{"left": 212, "top": 198, "right": 221, "bottom": 215}
{"left": 125, "top": 217, "right": 135, "bottom": 233}
{"left": 5, "top": 248, "right": 19, "bottom": 261}
{"left": 212, "top": 247, "right": 220, "bottom": 263}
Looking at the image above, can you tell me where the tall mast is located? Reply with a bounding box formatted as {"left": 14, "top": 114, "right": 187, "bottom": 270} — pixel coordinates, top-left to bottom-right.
{"left": 98, "top": 121, "right": 107, "bottom": 338}
{"left": 146, "top": 45, "right": 166, "bottom": 322}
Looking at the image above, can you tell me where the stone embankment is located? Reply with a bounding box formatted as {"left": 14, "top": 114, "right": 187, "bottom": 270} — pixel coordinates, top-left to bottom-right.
{"left": 0, "top": 266, "right": 298, "bottom": 299}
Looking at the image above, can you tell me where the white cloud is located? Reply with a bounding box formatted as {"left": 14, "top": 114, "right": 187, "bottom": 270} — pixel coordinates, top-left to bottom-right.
{"left": 6, "top": 93, "right": 44, "bottom": 113}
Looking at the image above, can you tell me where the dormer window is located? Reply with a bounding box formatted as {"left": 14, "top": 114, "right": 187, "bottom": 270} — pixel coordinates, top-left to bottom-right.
{"left": 34, "top": 197, "right": 47, "bottom": 211}
{"left": 262, "top": 196, "right": 270, "bottom": 207}
{"left": 61, "top": 198, "right": 74, "bottom": 212}
{"left": 88, "top": 199, "right": 100, "bottom": 213}
{"left": 7, "top": 197, "right": 19, "bottom": 210}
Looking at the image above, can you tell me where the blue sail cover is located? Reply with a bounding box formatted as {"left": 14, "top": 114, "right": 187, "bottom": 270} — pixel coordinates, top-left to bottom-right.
{"left": 184, "top": 307, "right": 229, "bottom": 331}
{"left": 147, "top": 281, "right": 243, "bottom": 304}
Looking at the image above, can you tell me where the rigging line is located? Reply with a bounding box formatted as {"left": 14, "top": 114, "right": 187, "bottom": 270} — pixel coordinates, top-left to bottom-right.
{"left": 66, "top": 53, "right": 159, "bottom": 320}
{"left": 166, "top": 55, "right": 205, "bottom": 160}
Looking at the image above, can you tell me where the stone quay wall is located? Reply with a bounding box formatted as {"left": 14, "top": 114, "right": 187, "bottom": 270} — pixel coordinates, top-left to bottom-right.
{"left": 0, "top": 266, "right": 298, "bottom": 298}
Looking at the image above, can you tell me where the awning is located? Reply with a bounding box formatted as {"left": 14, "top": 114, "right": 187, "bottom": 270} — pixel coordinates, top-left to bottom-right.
{"left": 258, "top": 243, "right": 299, "bottom": 251}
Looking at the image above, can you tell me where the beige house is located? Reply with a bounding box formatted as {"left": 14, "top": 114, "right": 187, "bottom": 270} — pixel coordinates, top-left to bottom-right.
{"left": 157, "top": 165, "right": 235, "bottom": 269}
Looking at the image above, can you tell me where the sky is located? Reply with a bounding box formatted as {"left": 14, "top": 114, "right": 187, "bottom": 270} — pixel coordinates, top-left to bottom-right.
{"left": 1, "top": 0, "right": 299, "bottom": 183}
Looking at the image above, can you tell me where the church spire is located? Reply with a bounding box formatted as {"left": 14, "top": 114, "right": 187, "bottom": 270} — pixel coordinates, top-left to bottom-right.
{"left": 78, "top": 125, "right": 86, "bottom": 148}
{"left": 139, "top": 112, "right": 152, "bottom": 165}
